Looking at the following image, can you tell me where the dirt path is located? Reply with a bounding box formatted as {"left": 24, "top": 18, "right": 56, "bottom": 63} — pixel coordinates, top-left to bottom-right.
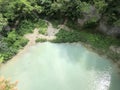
{"left": 46, "top": 21, "right": 59, "bottom": 36}
{"left": 8, "top": 29, "right": 38, "bottom": 62}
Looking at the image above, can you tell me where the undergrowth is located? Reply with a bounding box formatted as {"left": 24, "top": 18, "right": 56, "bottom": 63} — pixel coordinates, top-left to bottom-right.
{"left": 35, "top": 19, "right": 48, "bottom": 35}
{"left": 36, "top": 38, "right": 47, "bottom": 42}
{"left": 53, "top": 29, "right": 120, "bottom": 60}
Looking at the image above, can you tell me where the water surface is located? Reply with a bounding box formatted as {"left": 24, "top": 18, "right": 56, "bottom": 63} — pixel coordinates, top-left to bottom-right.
{"left": 0, "top": 42, "right": 120, "bottom": 90}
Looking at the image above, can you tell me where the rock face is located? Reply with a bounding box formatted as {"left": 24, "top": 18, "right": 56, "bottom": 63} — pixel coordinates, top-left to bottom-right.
{"left": 98, "top": 22, "right": 120, "bottom": 37}
{"left": 78, "top": 5, "right": 100, "bottom": 26}
{"left": 77, "top": 4, "right": 120, "bottom": 37}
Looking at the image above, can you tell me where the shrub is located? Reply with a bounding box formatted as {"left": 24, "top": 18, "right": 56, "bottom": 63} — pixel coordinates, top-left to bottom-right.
{"left": 66, "top": 20, "right": 79, "bottom": 30}
{"left": 39, "top": 28, "right": 47, "bottom": 35}
{"left": 36, "top": 38, "right": 47, "bottom": 43}
{"left": 0, "top": 54, "right": 4, "bottom": 64}
{"left": 54, "top": 29, "right": 120, "bottom": 49}
{"left": 114, "top": 19, "right": 120, "bottom": 27}
{"left": 83, "top": 17, "right": 98, "bottom": 28}
{"left": 17, "top": 20, "right": 35, "bottom": 36}
{"left": 36, "top": 19, "right": 48, "bottom": 35}
{"left": 1, "top": 30, "right": 29, "bottom": 61}
{"left": 53, "top": 29, "right": 120, "bottom": 60}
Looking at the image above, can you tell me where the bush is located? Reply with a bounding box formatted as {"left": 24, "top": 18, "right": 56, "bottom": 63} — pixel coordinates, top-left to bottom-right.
{"left": 35, "top": 19, "right": 48, "bottom": 35}
{"left": 54, "top": 29, "right": 120, "bottom": 49}
{"left": 17, "top": 20, "right": 35, "bottom": 36}
{"left": 53, "top": 29, "right": 120, "bottom": 60}
{"left": 66, "top": 20, "right": 79, "bottom": 30}
{"left": 83, "top": 17, "right": 98, "bottom": 28}
{"left": 0, "top": 54, "right": 4, "bottom": 64}
{"left": 53, "top": 29, "right": 82, "bottom": 43}
{"left": 36, "top": 38, "right": 47, "bottom": 43}
{"left": 39, "top": 28, "right": 47, "bottom": 35}
{"left": 1, "top": 30, "right": 29, "bottom": 61}
{"left": 114, "top": 19, "right": 120, "bottom": 27}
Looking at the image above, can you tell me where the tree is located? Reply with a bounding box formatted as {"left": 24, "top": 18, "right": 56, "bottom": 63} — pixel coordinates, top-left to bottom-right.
{"left": 0, "top": 0, "right": 43, "bottom": 27}
{"left": 0, "top": 14, "right": 7, "bottom": 32}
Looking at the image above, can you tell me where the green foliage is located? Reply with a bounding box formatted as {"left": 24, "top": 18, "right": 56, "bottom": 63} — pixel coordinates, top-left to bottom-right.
{"left": 0, "top": 54, "right": 4, "bottom": 64}
{"left": 83, "top": 17, "right": 98, "bottom": 28}
{"left": 80, "top": 2, "right": 91, "bottom": 13}
{"left": 36, "top": 38, "right": 47, "bottom": 43}
{"left": 54, "top": 29, "right": 120, "bottom": 49}
{"left": 53, "top": 29, "right": 120, "bottom": 60}
{"left": 17, "top": 19, "right": 48, "bottom": 36}
{"left": 0, "top": 0, "right": 119, "bottom": 27}
{"left": 93, "top": 0, "right": 107, "bottom": 13}
{"left": 102, "top": 0, "right": 120, "bottom": 25}
{"left": 0, "top": 14, "right": 7, "bottom": 32}
{"left": 114, "top": 19, "right": 120, "bottom": 27}
{"left": 0, "top": 0, "right": 42, "bottom": 20}
{"left": 17, "top": 20, "right": 35, "bottom": 36}
{"left": 66, "top": 20, "right": 79, "bottom": 30}
{"left": 0, "top": 14, "right": 7, "bottom": 23}
{"left": 36, "top": 19, "right": 48, "bottom": 35}
{"left": 1, "top": 30, "right": 28, "bottom": 61}
{"left": 39, "top": 28, "right": 47, "bottom": 35}
{"left": 0, "top": 0, "right": 119, "bottom": 62}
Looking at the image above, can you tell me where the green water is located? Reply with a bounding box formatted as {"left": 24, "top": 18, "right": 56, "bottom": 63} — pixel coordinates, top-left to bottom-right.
{"left": 0, "top": 42, "right": 120, "bottom": 90}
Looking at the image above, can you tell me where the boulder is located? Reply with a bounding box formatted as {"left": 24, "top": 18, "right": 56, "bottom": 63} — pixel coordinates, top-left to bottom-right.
{"left": 98, "top": 22, "right": 120, "bottom": 37}
{"left": 109, "top": 46, "right": 120, "bottom": 54}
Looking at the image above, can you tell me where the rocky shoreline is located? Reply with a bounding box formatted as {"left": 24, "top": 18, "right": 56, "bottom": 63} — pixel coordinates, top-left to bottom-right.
{"left": 79, "top": 42, "right": 120, "bottom": 72}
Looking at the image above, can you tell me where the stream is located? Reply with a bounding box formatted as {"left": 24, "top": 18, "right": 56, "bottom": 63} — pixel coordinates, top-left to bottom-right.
{"left": 0, "top": 42, "right": 120, "bottom": 90}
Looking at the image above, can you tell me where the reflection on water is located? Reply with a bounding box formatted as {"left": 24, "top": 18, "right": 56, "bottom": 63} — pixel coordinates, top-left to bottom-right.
{"left": 0, "top": 42, "right": 120, "bottom": 90}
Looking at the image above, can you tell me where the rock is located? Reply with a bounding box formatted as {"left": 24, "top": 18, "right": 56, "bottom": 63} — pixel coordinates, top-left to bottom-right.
{"left": 109, "top": 46, "right": 120, "bottom": 54}
{"left": 98, "top": 21, "right": 120, "bottom": 37}
{"left": 78, "top": 5, "right": 100, "bottom": 27}
{"left": 58, "top": 25, "right": 70, "bottom": 31}
{"left": 3, "top": 25, "right": 11, "bottom": 31}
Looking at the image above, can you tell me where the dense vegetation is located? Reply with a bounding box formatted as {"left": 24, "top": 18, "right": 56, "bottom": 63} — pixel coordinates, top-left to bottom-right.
{"left": 0, "top": 0, "right": 120, "bottom": 63}
{"left": 36, "top": 38, "right": 47, "bottom": 43}
{"left": 37, "top": 19, "right": 48, "bottom": 34}
{"left": 53, "top": 28, "right": 120, "bottom": 60}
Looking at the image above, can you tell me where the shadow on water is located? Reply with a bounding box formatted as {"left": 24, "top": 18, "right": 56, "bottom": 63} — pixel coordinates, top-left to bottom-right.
{"left": 109, "top": 72, "right": 120, "bottom": 90}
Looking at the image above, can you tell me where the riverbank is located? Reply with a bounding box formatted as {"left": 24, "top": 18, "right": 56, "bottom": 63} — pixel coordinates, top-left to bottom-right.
{"left": 1, "top": 20, "right": 120, "bottom": 72}
{"left": 0, "top": 21, "right": 59, "bottom": 66}
{"left": 1, "top": 42, "right": 120, "bottom": 90}
{"left": 51, "top": 27, "right": 120, "bottom": 70}
{"left": 80, "top": 42, "right": 120, "bottom": 72}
